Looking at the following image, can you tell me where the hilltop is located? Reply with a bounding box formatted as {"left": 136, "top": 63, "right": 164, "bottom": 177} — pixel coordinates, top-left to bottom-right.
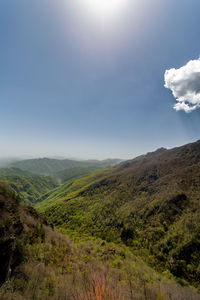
{"left": 37, "top": 140, "right": 200, "bottom": 287}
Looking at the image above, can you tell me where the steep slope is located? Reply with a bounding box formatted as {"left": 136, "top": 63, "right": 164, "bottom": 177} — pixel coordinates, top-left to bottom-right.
{"left": 54, "top": 159, "right": 119, "bottom": 183}
{"left": 37, "top": 168, "right": 111, "bottom": 208}
{"left": 0, "top": 168, "right": 57, "bottom": 204}
{"left": 11, "top": 158, "right": 121, "bottom": 182}
{"left": 1, "top": 184, "right": 198, "bottom": 299}
{"left": 39, "top": 140, "right": 200, "bottom": 287}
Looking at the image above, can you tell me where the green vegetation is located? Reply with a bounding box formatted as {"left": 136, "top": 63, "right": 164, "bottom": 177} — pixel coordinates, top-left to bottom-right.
{"left": 11, "top": 157, "right": 121, "bottom": 183}
{"left": 0, "top": 158, "right": 20, "bottom": 168}
{"left": 37, "top": 168, "right": 111, "bottom": 208}
{"left": 1, "top": 140, "right": 200, "bottom": 298}
{"left": 0, "top": 168, "right": 57, "bottom": 204}
{"left": 0, "top": 184, "right": 199, "bottom": 300}
{"left": 38, "top": 140, "right": 200, "bottom": 288}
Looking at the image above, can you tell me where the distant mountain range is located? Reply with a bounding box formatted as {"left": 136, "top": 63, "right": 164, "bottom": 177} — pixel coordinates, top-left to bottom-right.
{"left": 0, "top": 157, "right": 121, "bottom": 203}
{"left": 11, "top": 157, "right": 121, "bottom": 183}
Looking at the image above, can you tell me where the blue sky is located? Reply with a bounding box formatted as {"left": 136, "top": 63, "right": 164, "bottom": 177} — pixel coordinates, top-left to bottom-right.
{"left": 1, "top": 0, "right": 200, "bottom": 159}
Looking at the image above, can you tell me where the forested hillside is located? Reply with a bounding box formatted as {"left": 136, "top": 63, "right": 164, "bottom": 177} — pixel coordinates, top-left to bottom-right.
{"left": 0, "top": 184, "right": 199, "bottom": 299}
{"left": 11, "top": 158, "right": 121, "bottom": 182}
{"left": 0, "top": 168, "right": 57, "bottom": 204}
{"left": 38, "top": 140, "right": 200, "bottom": 288}
{"left": 1, "top": 140, "right": 200, "bottom": 298}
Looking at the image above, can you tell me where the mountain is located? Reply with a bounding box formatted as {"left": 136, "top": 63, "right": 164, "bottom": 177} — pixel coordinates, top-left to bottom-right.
{"left": 0, "top": 183, "right": 199, "bottom": 300}
{"left": 0, "top": 168, "right": 57, "bottom": 204}
{"left": 0, "top": 158, "right": 20, "bottom": 168}
{"left": 54, "top": 159, "right": 121, "bottom": 183}
{"left": 38, "top": 140, "right": 200, "bottom": 288}
{"left": 11, "top": 158, "right": 121, "bottom": 183}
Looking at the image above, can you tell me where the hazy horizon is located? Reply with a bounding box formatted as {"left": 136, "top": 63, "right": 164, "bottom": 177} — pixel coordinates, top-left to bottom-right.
{"left": 0, "top": 137, "right": 199, "bottom": 161}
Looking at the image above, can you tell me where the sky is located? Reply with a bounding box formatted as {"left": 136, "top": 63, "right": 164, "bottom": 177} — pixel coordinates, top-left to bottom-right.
{"left": 1, "top": 0, "right": 200, "bottom": 159}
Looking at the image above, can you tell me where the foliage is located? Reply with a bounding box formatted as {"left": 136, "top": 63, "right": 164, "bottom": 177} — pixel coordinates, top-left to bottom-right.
{"left": 0, "top": 186, "right": 198, "bottom": 300}
{"left": 38, "top": 140, "right": 200, "bottom": 287}
{"left": 0, "top": 167, "right": 57, "bottom": 204}
{"left": 11, "top": 158, "right": 121, "bottom": 183}
{"left": 1, "top": 140, "right": 200, "bottom": 298}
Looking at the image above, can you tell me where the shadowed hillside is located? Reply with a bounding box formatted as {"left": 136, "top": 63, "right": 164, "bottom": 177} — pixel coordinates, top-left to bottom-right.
{"left": 38, "top": 140, "right": 200, "bottom": 288}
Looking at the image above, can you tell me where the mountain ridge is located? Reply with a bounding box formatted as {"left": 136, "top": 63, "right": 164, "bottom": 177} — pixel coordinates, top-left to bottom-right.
{"left": 38, "top": 139, "right": 200, "bottom": 287}
{"left": 11, "top": 157, "right": 121, "bottom": 183}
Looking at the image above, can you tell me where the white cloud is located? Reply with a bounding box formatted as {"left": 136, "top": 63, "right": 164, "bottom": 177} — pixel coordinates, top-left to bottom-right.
{"left": 164, "top": 59, "right": 200, "bottom": 113}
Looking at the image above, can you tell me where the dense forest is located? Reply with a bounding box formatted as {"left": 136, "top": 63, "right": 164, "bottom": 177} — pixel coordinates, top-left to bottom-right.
{"left": 11, "top": 158, "right": 121, "bottom": 183}
{"left": 1, "top": 141, "right": 200, "bottom": 299}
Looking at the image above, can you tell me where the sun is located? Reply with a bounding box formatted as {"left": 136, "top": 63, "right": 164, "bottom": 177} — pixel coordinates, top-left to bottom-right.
{"left": 83, "top": 0, "right": 126, "bottom": 19}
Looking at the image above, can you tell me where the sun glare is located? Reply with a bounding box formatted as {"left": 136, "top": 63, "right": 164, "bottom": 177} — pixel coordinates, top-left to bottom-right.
{"left": 82, "top": 0, "right": 126, "bottom": 19}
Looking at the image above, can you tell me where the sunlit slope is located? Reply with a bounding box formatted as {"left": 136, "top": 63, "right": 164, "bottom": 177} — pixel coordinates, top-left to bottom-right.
{"left": 0, "top": 167, "right": 57, "bottom": 204}
{"left": 39, "top": 140, "right": 200, "bottom": 287}
{"left": 36, "top": 168, "right": 112, "bottom": 209}
{"left": 1, "top": 184, "right": 198, "bottom": 299}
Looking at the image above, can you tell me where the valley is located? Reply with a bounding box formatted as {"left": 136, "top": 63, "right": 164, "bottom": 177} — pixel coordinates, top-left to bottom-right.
{"left": 0, "top": 141, "right": 200, "bottom": 299}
